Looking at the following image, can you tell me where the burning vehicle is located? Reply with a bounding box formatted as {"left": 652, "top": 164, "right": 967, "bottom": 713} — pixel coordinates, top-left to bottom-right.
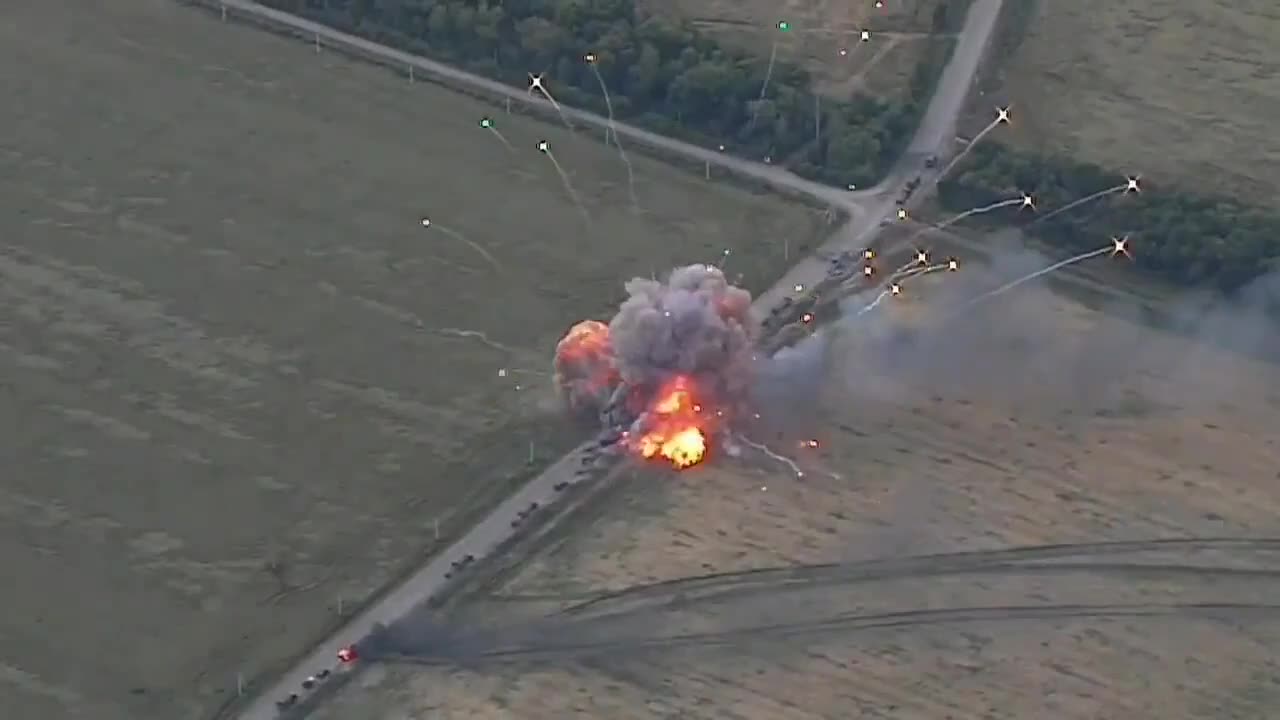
{"left": 552, "top": 264, "right": 758, "bottom": 470}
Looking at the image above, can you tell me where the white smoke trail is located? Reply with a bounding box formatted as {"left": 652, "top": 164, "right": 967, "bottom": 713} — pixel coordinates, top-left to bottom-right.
{"left": 528, "top": 74, "right": 575, "bottom": 132}
{"left": 586, "top": 58, "right": 640, "bottom": 212}
{"left": 936, "top": 110, "right": 1008, "bottom": 181}
{"left": 539, "top": 144, "right": 591, "bottom": 224}
{"left": 486, "top": 126, "right": 514, "bottom": 152}
{"left": 1029, "top": 183, "right": 1129, "bottom": 226}
{"left": 748, "top": 41, "right": 780, "bottom": 133}
{"left": 421, "top": 219, "right": 502, "bottom": 273}
{"left": 735, "top": 433, "right": 804, "bottom": 478}
{"left": 946, "top": 244, "right": 1115, "bottom": 320}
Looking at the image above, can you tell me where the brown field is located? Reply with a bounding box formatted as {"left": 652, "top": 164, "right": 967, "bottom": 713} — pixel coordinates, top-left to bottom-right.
{"left": 640, "top": 0, "right": 957, "bottom": 100}
{"left": 310, "top": 240, "right": 1280, "bottom": 718}
{"left": 0, "top": 2, "right": 827, "bottom": 719}
{"left": 984, "top": 0, "right": 1280, "bottom": 202}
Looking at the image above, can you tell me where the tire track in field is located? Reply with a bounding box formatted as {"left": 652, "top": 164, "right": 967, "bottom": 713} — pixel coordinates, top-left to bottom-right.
{"left": 557, "top": 537, "right": 1280, "bottom": 618}
{"left": 378, "top": 602, "right": 1280, "bottom": 665}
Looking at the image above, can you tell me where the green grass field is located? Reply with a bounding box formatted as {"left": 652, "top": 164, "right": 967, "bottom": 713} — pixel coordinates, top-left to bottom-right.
{"left": 0, "top": 2, "right": 826, "bottom": 718}
{"left": 989, "top": 0, "right": 1280, "bottom": 203}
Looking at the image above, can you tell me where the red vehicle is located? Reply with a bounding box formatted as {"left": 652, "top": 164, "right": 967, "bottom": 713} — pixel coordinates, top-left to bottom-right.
{"left": 337, "top": 645, "right": 358, "bottom": 663}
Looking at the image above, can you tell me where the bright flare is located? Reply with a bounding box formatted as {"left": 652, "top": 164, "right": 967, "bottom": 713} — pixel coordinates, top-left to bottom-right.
{"left": 633, "top": 376, "right": 710, "bottom": 469}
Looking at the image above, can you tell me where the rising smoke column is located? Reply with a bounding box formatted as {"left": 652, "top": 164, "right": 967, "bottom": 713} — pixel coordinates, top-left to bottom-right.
{"left": 607, "top": 264, "right": 758, "bottom": 407}
{"left": 552, "top": 264, "right": 760, "bottom": 465}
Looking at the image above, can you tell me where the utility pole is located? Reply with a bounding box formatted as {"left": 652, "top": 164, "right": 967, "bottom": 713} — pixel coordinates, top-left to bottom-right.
{"left": 409, "top": 65, "right": 414, "bottom": 83}
{"left": 221, "top": 3, "right": 227, "bottom": 21}
{"left": 814, "top": 94, "right": 821, "bottom": 144}
{"left": 704, "top": 160, "right": 711, "bottom": 180}
{"left": 236, "top": 673, "right": 244, "bottom": 697}
{"left": 314, "top": 33, "right": 321, "bottom": 53}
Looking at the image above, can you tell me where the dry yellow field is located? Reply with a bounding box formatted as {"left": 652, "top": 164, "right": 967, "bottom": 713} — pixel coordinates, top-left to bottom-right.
{"left": 0, "top": 2, "right": 826, "bottom": 719}
{"left": 640, "top": 0, "right": 958, "bottom": 99}
{"left": 310, "top": 246, "right": 1280, "bottom": 718}
{"left": 990, "top": 0, "right": 1280, "bottom": 201}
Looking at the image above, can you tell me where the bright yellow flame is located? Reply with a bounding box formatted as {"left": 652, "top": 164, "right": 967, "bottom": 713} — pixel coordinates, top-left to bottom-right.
{"left": 634, "top": 377, "right": 709, "bottom": 469}
{"left": 653, "top": 387, "right": 690, "bottom": 414}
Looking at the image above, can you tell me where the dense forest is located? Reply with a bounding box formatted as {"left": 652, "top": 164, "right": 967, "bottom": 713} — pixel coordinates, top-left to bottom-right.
{"left": 263, "top": 0, "right": 961, "bottom": 186}
{"left": 940, "top": 143, "right": 1280, "bottom": 291}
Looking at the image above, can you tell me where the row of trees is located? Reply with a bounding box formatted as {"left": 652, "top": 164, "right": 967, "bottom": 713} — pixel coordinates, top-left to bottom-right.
{"left": 264, "top": 0, "right": 961, "bottom": 187}
{"left": 938, "top": 143, "right": 1280, "bottom": 291}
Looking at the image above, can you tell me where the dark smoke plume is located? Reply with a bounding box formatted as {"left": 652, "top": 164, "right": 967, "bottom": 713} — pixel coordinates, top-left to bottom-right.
{"left": 553, "top": 264, "right": 760, "bottom": 428}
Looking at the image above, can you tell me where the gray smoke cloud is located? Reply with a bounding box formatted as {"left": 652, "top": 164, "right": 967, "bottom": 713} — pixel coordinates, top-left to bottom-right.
{"left": 553, "top": 264, "right": 760, "bottom": 429}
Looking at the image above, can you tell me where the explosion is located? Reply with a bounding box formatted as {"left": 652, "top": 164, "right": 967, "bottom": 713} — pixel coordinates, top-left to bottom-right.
{"left": 631, "top": 375, "right": 709, "bottom": 468}
{"left": 552, "top": 320, "right": 618, "bottom": 415}
{"left": 552, "top": 265, "right": 758, "bottom": 470}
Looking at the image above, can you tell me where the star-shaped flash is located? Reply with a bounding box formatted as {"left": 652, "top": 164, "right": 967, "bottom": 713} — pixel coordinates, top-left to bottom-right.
{"left": 863, "top": 265, "right": 875, "bottom": 277}
{"left": 947, "top": 258, "right": 959, "bottom": 271}
{"left": 915, "top": 249, "right": 929, "bottom": 265}
{"left": 528, "top": 73, "right": 546, "bottom": 94}
{"left": 1125, "top": 176, "right": 1141, "bottom": 193}
{"left": 864, "top": 248, "right": 875, "bottom": 260}
{"left": 1110, "top": 236, "right": 1132, "bottom": 259}
{"left": 996, "top": 106, "right": 1011, "bottom": 124}
{"left": 860, "top": 30, "right": 871, "bottom": 41}
{"left": 537, "top": 140, "right": 550, "bottom": 153}
{"left": 889, "top": 283, "right": 901, "bottom": 296}
{"left": 1020, "top": 193, "right": 1035, "bottom": 210}
{"left": 897, "top": 207, "right": 908, "bottom": 220}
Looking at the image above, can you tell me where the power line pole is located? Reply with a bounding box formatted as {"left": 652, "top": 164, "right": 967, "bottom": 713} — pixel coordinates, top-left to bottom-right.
{"left": 814, "top": 94, "right": 821, "bottom": 144}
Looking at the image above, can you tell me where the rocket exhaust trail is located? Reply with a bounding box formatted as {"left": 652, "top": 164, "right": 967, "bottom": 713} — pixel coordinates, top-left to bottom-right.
{"left": 748, "top": 41, "right": 780, "bottom": 133}
{"left": 1028, "top": 183, "right": 1129, "bottom": 226}
{"left": 906, "top": 195, "right": 1030, "bottom": 246}
{"left": 487, "top": 126, "right": 514, "bottom": 152}
{"left": 894, "top": 262, "right": 949, "bottom": 283}
{"left": 539, "top": 143, "right": 591, "bottom": 224}
{"left": 421, "top": 219, "right": 502, "bottom": 273}
{"left": 936, "top": 108, "right": 1009, "bottom": 181}
{"left": 855, "top": 289, "right": 892, "bottom": 317}
{"left": 586, "top": 57, "right": 640, "bottom": 213}
{"left": 528, "top": 74, "right": 575, "bottom": 132}
{"left": 946, "top": 244, "right": 1116, "bottom": 320}
{"left": 735, "top": 433, "right": 804, "bottom": 478}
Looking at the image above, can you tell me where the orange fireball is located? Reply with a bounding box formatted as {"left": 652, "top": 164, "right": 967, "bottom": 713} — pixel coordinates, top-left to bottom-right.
{"left": 553, "top": 320, "right": 619, "bottom": 413}
{"left": 631, "top": 375, "right": 710, "bottom": 469}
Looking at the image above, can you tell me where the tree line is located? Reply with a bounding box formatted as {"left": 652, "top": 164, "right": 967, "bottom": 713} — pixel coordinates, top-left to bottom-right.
{"left": 263, "top": 0, "right": 963, "bottom": 187}
{"left": 939, "top": 143, "right": 1280, "bottom": 291}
